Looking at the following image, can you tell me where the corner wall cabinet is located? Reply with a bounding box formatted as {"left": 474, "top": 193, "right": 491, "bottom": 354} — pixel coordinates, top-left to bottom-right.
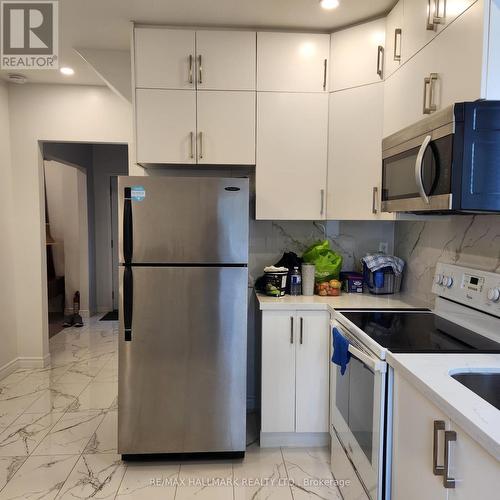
{"left": 261, "top": 310, "right": 330, "bottom": 445}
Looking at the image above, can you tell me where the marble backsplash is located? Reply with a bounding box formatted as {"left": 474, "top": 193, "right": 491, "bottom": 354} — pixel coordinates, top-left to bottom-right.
{"left": 395, "top": 215, "right": 500, "bottom": 307}
{"left": 249, "top": 220, "right": 395, "bottom": 285}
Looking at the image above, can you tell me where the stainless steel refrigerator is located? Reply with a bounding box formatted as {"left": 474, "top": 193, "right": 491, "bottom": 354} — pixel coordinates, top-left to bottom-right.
{"left": 117, "top": 176, "right": 249, "bottom": 457}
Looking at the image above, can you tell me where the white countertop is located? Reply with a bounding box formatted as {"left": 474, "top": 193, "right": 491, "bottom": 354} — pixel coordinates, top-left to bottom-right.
{"left": 257, "top": 292, "right": 425, "bottom": 311}
{"left": 388, "top": 352, "right": 500, "bottom": 461}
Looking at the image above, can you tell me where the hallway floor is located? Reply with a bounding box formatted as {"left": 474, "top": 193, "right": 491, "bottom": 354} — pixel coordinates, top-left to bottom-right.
{"left": 0, "top": 318, "right": 342, "bottom": 500}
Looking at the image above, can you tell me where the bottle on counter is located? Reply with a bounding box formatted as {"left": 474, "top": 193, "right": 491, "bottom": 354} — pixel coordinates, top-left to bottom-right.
{"left": 289, "top": 266, "right": 302, "bottom": 296}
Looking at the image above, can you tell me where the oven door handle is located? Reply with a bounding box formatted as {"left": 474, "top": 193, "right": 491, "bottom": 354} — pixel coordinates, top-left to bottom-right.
{"left": 415, "top": 134, "right": 432, "bottom": 204}
{"left": 348, "top": 344, "right": 387, "bottom": 373}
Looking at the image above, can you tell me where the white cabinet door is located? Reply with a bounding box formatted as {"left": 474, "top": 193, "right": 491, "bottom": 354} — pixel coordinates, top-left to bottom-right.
{"left": 196, "top": 91, "right": 255, "bottom": 165}
{"left": 257, "top": 32, "right": 330, "bottom": 92}
{"left": 295, "top": 311, "right": 330, "bottom": 433}
{"left": 392, "top": 371, "right": 449, "bottom": 500}
{"left": 448, "top": 421, "right": 500, "bottom": 499}
{"left": 261, "top": 311, "right": 296, "bottom": 433}
{"left": 330, "top": 18, "right": 386, "bottom": 91}
{"left": 385, "top": 0, "right": 404, "bottom": 77}
{"left": 195, "top": 31, "right": 256, "bottom": 90}
{"left": 383, "top": 0, "right": 484, "bottom": 137}
{"left": 256, "top": 92, "right": 328, "bottom": 220}
{"left": 134, "top": 28, "right": 195, "bottom": 90}
{"left": 328, "top": 83, "right": 393, "bottom": 220}
{"left": 135, "top": 89, "right": 196, "bottom": 164}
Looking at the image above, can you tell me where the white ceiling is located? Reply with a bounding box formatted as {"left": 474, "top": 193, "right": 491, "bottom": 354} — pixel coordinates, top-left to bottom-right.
{"left": 0, "top": 0, "right": 395, "bottom": 86}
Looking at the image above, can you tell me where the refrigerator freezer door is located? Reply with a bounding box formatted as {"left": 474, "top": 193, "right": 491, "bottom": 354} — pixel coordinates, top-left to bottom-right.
{"left": 118, "top": 265, "right": 248, "bottom": 454}
{"left": 118, "top": 176, "right": 249, "bottom": 264}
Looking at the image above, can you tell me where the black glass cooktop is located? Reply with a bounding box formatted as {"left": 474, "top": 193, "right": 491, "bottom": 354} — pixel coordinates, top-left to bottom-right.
{"left": 341, "top": 311, "right": 500, "bottom": 353}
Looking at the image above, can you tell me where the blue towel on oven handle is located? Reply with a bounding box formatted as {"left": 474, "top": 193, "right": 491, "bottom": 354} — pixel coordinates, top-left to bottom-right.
{"left": 331, "top": 327, "right": 351, "bottom": 376}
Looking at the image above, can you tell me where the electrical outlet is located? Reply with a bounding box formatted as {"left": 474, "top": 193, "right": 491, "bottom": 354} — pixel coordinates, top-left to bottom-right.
{"left": 379, "top": 242, "right": 389, "bottom": 254}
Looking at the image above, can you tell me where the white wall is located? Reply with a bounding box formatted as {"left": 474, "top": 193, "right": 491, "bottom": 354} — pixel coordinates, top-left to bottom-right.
{"left": 44, "top": 160, "right": 90, "bottom": 315}
{"left": 0, "top": 81, "right": 18, "bottom": 376}
{"left": 8, "top": 83, "right": 134, "bottom": 365}
{"left": 92, "top": 144, "right": 128, "bottom": 312}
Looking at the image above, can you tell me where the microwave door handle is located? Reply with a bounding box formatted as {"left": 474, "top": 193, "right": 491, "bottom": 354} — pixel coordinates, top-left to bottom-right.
{"left": 415, "top": 134, "right": 432, "bottom": 204}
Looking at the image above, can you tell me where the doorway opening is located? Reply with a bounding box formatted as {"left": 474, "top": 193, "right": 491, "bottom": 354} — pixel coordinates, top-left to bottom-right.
{"left": 42, "top": 142, "right": 128, "bottom": 337}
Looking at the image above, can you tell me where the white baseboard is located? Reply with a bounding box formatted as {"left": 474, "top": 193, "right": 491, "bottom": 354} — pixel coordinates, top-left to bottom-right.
{"left": 260, "top": 432, "right": 330, "bottom": 448}
{"left": 0, "top": 358, "right": 20, "bottom": 381}
{"left": 17, "top": 353, "right": 51, "bottom": 369}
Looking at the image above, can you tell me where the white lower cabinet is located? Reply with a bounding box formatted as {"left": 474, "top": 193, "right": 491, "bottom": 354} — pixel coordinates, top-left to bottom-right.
{"left": 256, "top": 92, "right": 328, "bottom": 220}
{"left": 261, "top": 310, "right": 330, "bottom": 439}
{"left": 392, "top": 370, "right": 500, "bottom": 500}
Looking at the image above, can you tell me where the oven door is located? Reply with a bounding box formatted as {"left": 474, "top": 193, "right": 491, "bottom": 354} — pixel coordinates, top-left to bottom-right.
{"left": 381, "top": 132, "right": 453, "bottom": 212}
{"left": 330, "top": 319, "right": 387, "bottom": 500}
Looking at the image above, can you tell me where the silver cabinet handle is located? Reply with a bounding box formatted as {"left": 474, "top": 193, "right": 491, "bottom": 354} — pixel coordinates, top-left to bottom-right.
{"left": 443, "top": 430, "right": 457, "bottom": 488}
{"left": 323, "top": 59, "right": 327, "bottom": 91}
{"left": 198, "top": 131, "right": 203, "bottom": 159}
{"left": 300, "top": 317, "right": 304, "bottom": 344}
{"left": 394, "top": 28, "right": 402, "bottom": 62}
{"left": 433, "top": 420, "right": 445, "bottom": 475}
{"left": 188, "top": 55, "right": 193, "bottom": 84}
{"left": 427, "top": 0, "right": 436, "bottom": 30}
{"left": 198, "top": 54, "right": 202, "bottom": 84}
{"left": 423, "top": 73, "right": 438, "bottom": 114}
{"left": 320, "top": 189, "right": 325, "bottom": 216}
{"left": 377, "top": 46, "right": 384, "bottom": 79}
{"left": 290, "top": 316, "right": 294, "bottom": 344}
{"left": 415, "top": 134, "right": 431, "bottom": 204}
{"left": 434, "top": 0, "right": 446, "bottom": 24}
{"left": 189, "top": 131, "right": 194, "bottom": 159}
{"left": 372, "top": 186, "right": 378, "bottom": 214}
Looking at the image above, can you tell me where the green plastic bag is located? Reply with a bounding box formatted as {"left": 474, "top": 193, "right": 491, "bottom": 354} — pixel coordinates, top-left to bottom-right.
{"left": 302, "top": 240, "right": 343, "bottom": 283}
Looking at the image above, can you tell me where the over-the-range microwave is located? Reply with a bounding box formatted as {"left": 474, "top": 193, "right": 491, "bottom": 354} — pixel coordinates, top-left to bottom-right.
{"left": 381, "top": 100, "right": 500, "bottom": 213}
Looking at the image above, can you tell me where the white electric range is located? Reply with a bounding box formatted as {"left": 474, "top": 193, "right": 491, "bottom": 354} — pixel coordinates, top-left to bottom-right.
{"left": 329, "top": 262, "right": 500, "bottom": 500}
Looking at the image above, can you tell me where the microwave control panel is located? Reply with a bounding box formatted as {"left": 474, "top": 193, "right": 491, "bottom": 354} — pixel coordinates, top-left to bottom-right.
{"left": 432, "top": 262, "right": 500, "bottom": 317}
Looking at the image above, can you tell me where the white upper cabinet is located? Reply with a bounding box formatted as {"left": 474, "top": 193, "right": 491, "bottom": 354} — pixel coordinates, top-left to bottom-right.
{"left": 135, "top": 89, "right": 197, "bottom": 164}
{"left": 385, "top": 0, "right": 404, "bottom": 78}
{"left": 134, "top": 28, "right": 195, "bottom": 89}
{"left": 256, "top": 92, "right": 328, "bottom": 220}
{"left": 328, "top": 83, "right": 393, "bottom": 220}
{"left": 257, "top": 32, "right": 330, "bottom": 92}
{"left": 195, "top": 31, "right": 256, "bottom": 90}
{"left": 330, "top": 18, "right": 386, "bottom": 91}
{"left": 402, "top": 0, "right": 476, "bottom": 62}
{"left": 383, "top": 0, "right": 486, "bottom": 137}
{"left": 196, "top": 91, "right": 255, "bottom": 165}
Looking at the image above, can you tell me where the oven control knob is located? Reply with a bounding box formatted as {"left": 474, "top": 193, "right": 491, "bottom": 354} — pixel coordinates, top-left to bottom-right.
{"left": 443, "top": 276, "right": 453, "bottom": 288}
{"left": 434, "top": 274, "right": 443, "bottom": 285}
{"left": 487, "top": 288, "right": 500, "bottom": 302}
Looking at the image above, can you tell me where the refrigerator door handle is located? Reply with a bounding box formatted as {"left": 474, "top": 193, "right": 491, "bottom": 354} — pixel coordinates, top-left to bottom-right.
{"left": 124, "top": 266, "right": 133, "bottom": 341}
{"left": 123, "top": 187, "right": 133, "bottom": 264}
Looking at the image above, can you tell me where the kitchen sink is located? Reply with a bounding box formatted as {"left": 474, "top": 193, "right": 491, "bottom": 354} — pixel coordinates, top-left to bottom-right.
{"left": 451, "top": 372, "right": 500, "bottom": 411}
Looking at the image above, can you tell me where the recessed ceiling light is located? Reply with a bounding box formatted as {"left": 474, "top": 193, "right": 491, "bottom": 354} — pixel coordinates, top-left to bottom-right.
{"left": 60, "top": 67, "right": 74, "bottom": 76}
{"left": 320, "top": 0, "right": 339, "bottom": 9}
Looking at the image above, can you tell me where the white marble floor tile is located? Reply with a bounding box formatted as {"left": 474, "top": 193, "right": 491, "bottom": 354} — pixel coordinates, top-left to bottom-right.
{"left": 93, "top": 363, "right": 118, "bottom": 383}
{"left": 67, "top": 382, "right": 117, "bottom": 412}
{"left": 116, "top": 462, "right": 179, "bottom": 500}
{"left": 0, "top": 372, "right": 31, "bottom": 394}
{"left": 56, "top": 453, "right": 126, "bottom": 500}
{"left": 0, "top": 392, "right": 44, "bottom": 430}
{"left": 176, "top": 462, "right": 234, "bottom": 500}
{"left": 24, "top": 382, "right": 89, "bottom": 414}
{"left": 282, "top": 448, "right": 341, "bottom": 500}
{"left": 32, "top": 410, "right": 105, "bottom": 456}
{"left": 0, "top": 454, "right": 79, "bottom": 500}
{"left": 0, "top": 456, "right": 26, "bottom": 491}
{"left": 234, "top": 447, "right": 293, "bottom": 500}
{"left": 84, "top": 410, "right": 117, "bottom": 454}
{"left": 0, "top": 411, "right": 64, "bottom": 456}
